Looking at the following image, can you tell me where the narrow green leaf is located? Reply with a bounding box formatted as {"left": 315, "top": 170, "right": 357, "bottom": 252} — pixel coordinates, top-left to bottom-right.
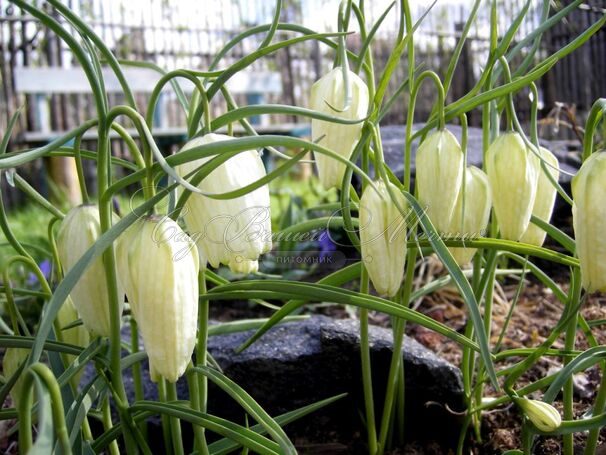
{"left": 204, "top": 280, "right": 479, "bottom": 353}
{"left": 129, "top": 401, "right": 281, "bottom": 455}
{"left": 29, "top": 374, "right": 55, "bottom": 455}
{"left": 207, "top": 317, "right": 309, "bottom": 336}
{"left": 207, "top": 393, "right": 347, "bottom": 455}
{"left": 194, "top": 366, "right": 296, "bottom": 455}
{"left": 401, "top": 192, "right": 499, "bottom": 389}
{"left": 1, "top": 107, "right": 23, "bottom": 155}
{"left": 543, "top": 347, "right": 606, "bottom": 403}
{"left": 208, "top": 32, "right": 349, "bottom": 100}
{"left": 210, "top": 104, "right": 366, "bottom": 131}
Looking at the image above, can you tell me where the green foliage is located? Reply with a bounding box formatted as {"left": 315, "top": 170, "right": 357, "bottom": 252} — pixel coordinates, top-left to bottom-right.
{"left": 1, "top": 1, "right": 606, "bottom": 454}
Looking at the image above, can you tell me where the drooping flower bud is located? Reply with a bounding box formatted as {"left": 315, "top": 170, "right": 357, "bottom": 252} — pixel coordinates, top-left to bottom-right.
{"left": 487, "top": 132, "right": 539, "bottom": 241}
{"left": 572, "top": 151, "right": 606, "bottom": 292}
{"left": 310, "top": 68, "right": 369, "bottom": 189}
{"left": 520, "top": 147, "right": 560, "bottom": 246}
{"left": 57, "top": 297, "right": 90, "bottom": 387}
{"left": 119, "top": 216, "right": 199, "bottom": 382}
{"left": 3, "top": 347, "right": 29, "bottom": 409}
{"left": 176, "top": 134, "right": 272, "bottom": 273}
{"left": 447, "top": 166, "right": 492, "bottom": 266}
{"left": 515, "top": 398, "right": 561, "bottom": 432}
{"left": 56, "top": 205, "right": 124, "bottom": 337}
{"left": 359, "top": 180, "right": 408, "bottom": 297}
{"left": 416, "top": 129, "right": 464, "bottom": 233}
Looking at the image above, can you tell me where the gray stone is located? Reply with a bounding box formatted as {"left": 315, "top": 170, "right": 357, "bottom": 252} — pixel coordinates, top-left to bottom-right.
{"left": 207, "top": 315, "right": 464, "bottom": 415}
{"left": 102, "top": 315, "right": 464, "bottom": 449}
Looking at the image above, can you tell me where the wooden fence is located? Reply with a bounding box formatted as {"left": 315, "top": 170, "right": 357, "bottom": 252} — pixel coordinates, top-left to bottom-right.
{"left": 0, "top": 0, "right": 604, "bottom": 209}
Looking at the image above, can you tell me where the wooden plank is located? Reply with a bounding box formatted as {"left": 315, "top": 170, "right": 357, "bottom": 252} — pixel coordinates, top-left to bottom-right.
{"left": 14, "top": 67, "right": 282, "bottom": 95}
{"left": 20, "top": 123, "right": 310, "bottom": 143}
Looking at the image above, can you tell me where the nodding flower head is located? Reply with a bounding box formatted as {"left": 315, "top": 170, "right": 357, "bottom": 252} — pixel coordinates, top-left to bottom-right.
{"left": 572, "top": 151, "right": 606, "bottom": 292}
{"left": 176, "top": 133, "right": 272, "bottom": 274}
{"left": 310, "top": 68, "right": 369, "bottom": 189}
{"left": 445, "top": 166, "right": 492, "bottom": 267}
{"left": 416, "top": 128, "right": 464, "bottom": 234}
{"left": 117, "top": 216, "right": 199, "bottom": 383}
{"left": 56, "top": 204, "right": 123, "bottom": 337}
{"left": 486, "top": 132, "right": 540, "bottom": 241}
{"left": 359, "top": 180, "right": 408, "bottom": 297}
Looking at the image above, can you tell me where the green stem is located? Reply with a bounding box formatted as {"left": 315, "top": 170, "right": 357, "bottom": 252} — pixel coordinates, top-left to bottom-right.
{"left": 2, "top": 270, "right": 21, "bottom": 335}
{"left": 102, "top": 396, "right": 121, "bottom": 455}
{"left": 498, "top": 57, "right": 515, "bottom": 131}
{"left": 582, "top": 99, "right": 606, "bottom": 161}
{"left": 186, "top": 365, "right": 207, "bottom": 454}
{"left": 377, "top": 248, "right": 417, "bottom": 454}
{"left": 196, "top": 269, "right": 210, "bottom": 453}
{"left": 360, "top": 266, "right": 378, "bottom": 454}
{"left": 166, "top": 382, "right": 184, "bottom": 455}
{"left": 13, "top": 174, "right": 65, "bottom": 219}
{"left": 458, "top": 254, "right": 484, "bottom": 449}
{"left": 396, "top": 350, "right": 405, "bottom": 445}
{"left": 473, "top": 223, "right": 499, "bottom": 442}
{"left": 157, "top": 380, "right": 174, "bottom": 455}
{"left": 73, "top": 135, "right": 90, "bottom": 204}
{"left": 563, "top": 268, "right": 582, "bottom": 455}
{"left": 130, "top": 318, "right": 146, "bottom": 438}
{"left": 403, "top": 70, "right": 445, "bottom": 191}
{"left": 18, "top": 363, "right": 72, "bottom": 455}
{"left": 82, "top": 417, "right": 94, "bottom": 441}
{"left": 493, "top": 258, "right": 528, "bottom": 352}
{"left": 111, "top": 123, "right": 147, "bottom": 170}
{"left": 585, "top": 366, "right": 606, "bottom": 454}
{"left": 359, "top": 118, "right": 377, "bottom": 454}
{"left": 258, "top": 0, "right": 282, "bottom": 49}
{"left": 145, "top": 69, "right": 209, "bottom": 137}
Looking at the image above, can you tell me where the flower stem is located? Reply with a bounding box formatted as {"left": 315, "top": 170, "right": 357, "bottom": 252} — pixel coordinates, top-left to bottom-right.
{"left": 359, "top": 270, "right": 378, "bottom": 454}
{"left": 130, "top": 318, "right": 147, "bottom": 438}
{"left": 584, "top": 366, "right": 606, "bottom": 454}
{"left": 102, "top": 396, "right": 121, "bottom": 455}
{"left": 196, "top": 269, "right": 210, "bottom": 454}
{"left": 377, "top": 248, "right": 417, "bottom": 454}
{"left": 166, "top": 382, "right": 184, "bottom": 455}
{"left": 73, "top": 135, "right": 90, "bottom": 204}
{"left": 563, "top": 268, "right": 582, "bottom": 454}
{"left": 158, "top": 379, "right": 174, "bottom": 455}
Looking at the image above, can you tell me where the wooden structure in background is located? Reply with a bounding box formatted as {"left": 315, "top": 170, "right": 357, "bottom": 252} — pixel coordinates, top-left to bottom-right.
{"left": 0, "top": 0, "right": 604, "bottom": 209}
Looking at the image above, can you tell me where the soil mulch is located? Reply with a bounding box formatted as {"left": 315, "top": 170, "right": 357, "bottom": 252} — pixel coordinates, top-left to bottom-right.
{"left": 356, "top": 255, "right": 606, "bottom": 454}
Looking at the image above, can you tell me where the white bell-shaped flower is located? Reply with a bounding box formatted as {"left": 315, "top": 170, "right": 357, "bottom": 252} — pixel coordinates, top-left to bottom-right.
{"left": 572, "top": 151, "right": 606, "bottom": 292}
{"left": 176, "top": 134, "right": 272, "bottom": 272}
{"left": 119, "top": 216, "right": 199, "bottom": 382}
{"left": 487, "top": 132, "right": 539, "bottom": 241}
{"left": 56, "top": 205, "right": 124, "bottom": 337}
{"left": 310, "top": 68, "right": 369, "bottom": 189}
{"left": 416, "top": 129, "right": 464, "bottom": 233}
{"left": 359, "top": 181, "right": 408, "bottom": 297}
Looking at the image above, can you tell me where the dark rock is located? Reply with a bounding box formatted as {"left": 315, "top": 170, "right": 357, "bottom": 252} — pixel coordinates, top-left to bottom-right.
{"left": 98, "top": 315, "right": 465, "bottom": 451}
{"left": 207, "top": 315, "right": 463, "bottom": 415}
